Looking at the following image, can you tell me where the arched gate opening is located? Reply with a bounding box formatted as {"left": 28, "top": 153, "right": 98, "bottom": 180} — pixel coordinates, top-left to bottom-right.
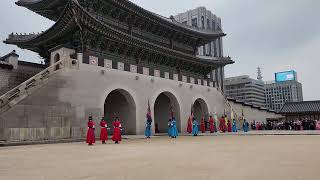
{"left": 154, "top": 92, "right": 181, "bottom": 133}
{"left": 104, "top": 89, "right": 136, "bottom": 135}
{"left": 193, "top": 98, "right": 209, "bottom": 130}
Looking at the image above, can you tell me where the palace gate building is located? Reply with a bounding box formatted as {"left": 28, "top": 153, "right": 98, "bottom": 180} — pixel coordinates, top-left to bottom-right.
{"left": 0, "top": 0, "right": 280, "bottom": 142}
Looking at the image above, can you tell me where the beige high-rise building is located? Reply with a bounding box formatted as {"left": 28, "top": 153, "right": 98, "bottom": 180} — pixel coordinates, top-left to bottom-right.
{"left": 174, "top": 7, "right": 225, "bottom": 92}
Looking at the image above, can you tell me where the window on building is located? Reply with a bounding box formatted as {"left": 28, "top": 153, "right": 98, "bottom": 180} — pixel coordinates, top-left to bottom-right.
{"left": 191, "top": 18, "right": 198, "bottom": 27}
{"left": 213, "top": 41, "right": 217, "bottom": 57}
{"left": 207, "top": 18, "right": 211, "bottom": 29}
{"left": 201, "top": 16, "right": 205, "bottom": 28}
{"left": 218, "top": 38, "right": 223, "bottom": 57}
{"left": 208, "top": 43, "right": 212, "bottom": 56}
{"left": 212, "top": 20, "right": 216, "bottom": 31}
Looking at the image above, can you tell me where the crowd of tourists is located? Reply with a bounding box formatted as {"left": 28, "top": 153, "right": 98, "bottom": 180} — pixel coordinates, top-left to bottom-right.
{"left": 251, "top": 119, "right": 320, "bottom": 131}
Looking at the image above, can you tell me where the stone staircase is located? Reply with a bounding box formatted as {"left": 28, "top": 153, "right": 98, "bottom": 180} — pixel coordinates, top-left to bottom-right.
{"left": 0, "top": 58, "right": 68, "bottom": 114}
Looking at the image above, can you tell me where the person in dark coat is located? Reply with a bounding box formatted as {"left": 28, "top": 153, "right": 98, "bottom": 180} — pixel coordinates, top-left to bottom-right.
{"left": 243, "top": 119, "right": 249, "bottom": 133}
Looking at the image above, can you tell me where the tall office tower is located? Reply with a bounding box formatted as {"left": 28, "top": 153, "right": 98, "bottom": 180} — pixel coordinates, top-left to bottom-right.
{"left": 174, "top": 7, "right": 226, "bottom": 92}
{"left": 225, "top": 75, "right": 266, "bottom": 107}
{"left": 265, "top": 71, "right": 303, "bottom": 112}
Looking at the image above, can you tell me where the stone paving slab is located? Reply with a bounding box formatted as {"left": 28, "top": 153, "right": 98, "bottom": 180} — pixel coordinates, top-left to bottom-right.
{"left": 0, "top": 135, "right": 160, "bottom": 147}
{"left": 1, "top": 136, "right": 319, "bottom": 180}
{"left": 181, "top": 130, "right": 320, "bottom": 136}
{"left": 1, "top": 131, "right": 319, "bottom": 147}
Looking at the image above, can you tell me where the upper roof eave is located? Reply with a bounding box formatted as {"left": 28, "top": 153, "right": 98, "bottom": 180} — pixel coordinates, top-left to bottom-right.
{"left": 16, "top": 0, "right": 226, "bottom": 40}
{"left": 16, "top": 0, "right": 64, "bottom": 7}
{"left": 16, "top": 0, "right": 43, "bottom": 6}
{"left": 4, "top": 1, "right": 74, "bottom": 51}
{"left": 6, "top": 1, "right": 233, "bottom": 68}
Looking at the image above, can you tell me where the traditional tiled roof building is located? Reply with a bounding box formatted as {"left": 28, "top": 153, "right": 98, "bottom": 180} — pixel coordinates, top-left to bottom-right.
{"left": 3, "top": 0, "right": 280, "bottom": 142}
{"left": 5, "top": 0, "right": 233, "bottom": 80}
{"left": 280, "top": 101, "right": 320, "bottom": 121}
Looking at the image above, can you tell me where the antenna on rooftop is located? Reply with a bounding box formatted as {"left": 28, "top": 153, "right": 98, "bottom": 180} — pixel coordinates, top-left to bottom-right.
{"left": 257, "top": 67, "right": 263, "bottom": 81}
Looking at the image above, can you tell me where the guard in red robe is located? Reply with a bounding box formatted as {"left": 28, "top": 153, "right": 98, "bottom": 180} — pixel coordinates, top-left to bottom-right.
{"left": 187, "top": 117, "right": 193, "bottom": 134}
{"left": 100, "top": 117, "right": 108, "bottom": 144}
{"left": 227, "top": 120, "right": 232, "bottom": 132}
{"left": 112, "top": 117, "right": 122, "bottom": 144}
{"left": 209, "top": 116, "right": 215, "bottom": 133}
{"left": 200, "top": 117, "right": 206, "bottom": 133}
{"left": 86, "top": 116, "right": 95, "bottom": 145}
{"left": 219, "top": 116, "right": 226, "bottom": 132}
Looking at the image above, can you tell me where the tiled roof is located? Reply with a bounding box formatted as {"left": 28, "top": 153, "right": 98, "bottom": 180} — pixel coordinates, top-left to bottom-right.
{"left": 18, "top": 61, "right": 46, "bottom": 69}
{"left": 0, "top": 50, "right": 19, "bottom": 61}
{"left": 280, "top": 101, "right": 320, "bottom": 114}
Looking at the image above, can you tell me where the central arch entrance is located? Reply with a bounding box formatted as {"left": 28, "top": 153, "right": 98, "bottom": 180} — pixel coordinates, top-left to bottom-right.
{"left": 193, "top": 98, "right": 209, "bottom": 129}
{"left": 104, "top": 89, "right": 136, "bottom": 135}
{"left": 154, "top": 92, "right": 181, "bottom": 133}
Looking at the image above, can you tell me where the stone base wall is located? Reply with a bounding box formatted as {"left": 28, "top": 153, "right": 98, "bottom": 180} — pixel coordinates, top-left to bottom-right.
{"left": 3, "top": 127, "right": 71, "bottom": 141}
{"left": 0, "top": 63, "right": 228, "bottom": 141}
{"left": 229, "top": 101, "right": 283, "bottom": 129}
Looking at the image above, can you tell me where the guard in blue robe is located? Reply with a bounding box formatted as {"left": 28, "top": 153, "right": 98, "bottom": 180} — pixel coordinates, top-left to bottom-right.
{"left": 232, "top": 119, "right": 237, "bottom": 132}
{"left": 243, "top": 119, "right": 249, "bottom": 132}
{"left": 144, "top": 117, "right": 152, "bottom": 138}
{"left": 171, "top": 117, "right": 178, "bottom": 138}
{"left": 192, "top": 117, "right": 199, "bottom": 136}
{"left": 168, "top": 118, "right": 173, "bottom": 137}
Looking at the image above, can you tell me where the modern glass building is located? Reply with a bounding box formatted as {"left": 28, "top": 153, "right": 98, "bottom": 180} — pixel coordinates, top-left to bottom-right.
{"left": 265, "top": 70, "right": 303, "bottom": 112}
{"left": 225, "top": 75, "right": 266, "bottom": 108}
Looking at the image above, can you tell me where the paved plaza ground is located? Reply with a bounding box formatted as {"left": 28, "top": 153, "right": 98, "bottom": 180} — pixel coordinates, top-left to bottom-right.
{"left": 0, "top": 135, "right": 319, "bottom": 180}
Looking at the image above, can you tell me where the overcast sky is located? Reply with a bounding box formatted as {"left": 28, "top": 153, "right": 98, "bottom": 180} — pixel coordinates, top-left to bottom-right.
{"left": 0, "top": 0, "right": 319, "bottom": 100}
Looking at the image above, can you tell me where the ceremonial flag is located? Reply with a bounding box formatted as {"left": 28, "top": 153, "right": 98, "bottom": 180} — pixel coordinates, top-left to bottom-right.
{"left": 170, "top": 105, "right": 174, "bottom": 118}
{"left": 191, "top": 104, "right": 194, "bottom": 117}
{"left": 241, "top": 108, "right": 244, "bottom": 120}
{"left": 147, "top": 100, "right": 152, "bottom": 120}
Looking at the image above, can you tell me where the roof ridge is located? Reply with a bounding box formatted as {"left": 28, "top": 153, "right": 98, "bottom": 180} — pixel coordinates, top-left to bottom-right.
{"left": 0, "top": 50, "right": 19, "bottom": 61}
{"left": 286, "top": 100, "right": 320, "bottom": 104}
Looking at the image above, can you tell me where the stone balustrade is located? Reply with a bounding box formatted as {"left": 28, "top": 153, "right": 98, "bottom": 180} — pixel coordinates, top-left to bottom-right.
{"left": 0, "top": 58, "right": 67, "bottom": 113}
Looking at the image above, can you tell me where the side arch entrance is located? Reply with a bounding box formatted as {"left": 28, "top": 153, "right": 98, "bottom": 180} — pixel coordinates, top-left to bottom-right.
{"left": 193, "top": 98, "right": 209, "bottom": 121}
{"left": 104, "top": 89, "right": 136, "bottom": 135}
{"left": 154, "top": 92, "right": 181, "bottom": 133}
